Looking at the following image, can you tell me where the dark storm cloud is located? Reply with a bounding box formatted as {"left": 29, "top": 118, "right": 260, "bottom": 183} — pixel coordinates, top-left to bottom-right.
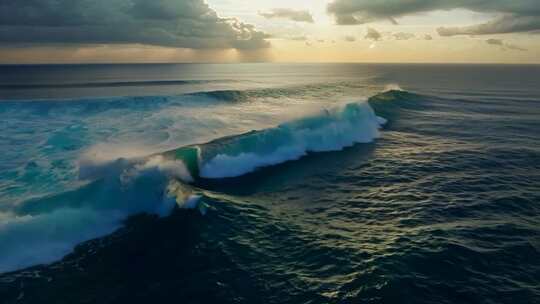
{"left": 437, "top": 15, "right": 540, "bottom": 36}
{"left": 0, "top": 0, "right": 270, "bottom": 49}
{"left": 327, "top": 0, "right": 540, "bottom": 35}
{"left": 259, "top": 8, "right": 314, "bottom": 23}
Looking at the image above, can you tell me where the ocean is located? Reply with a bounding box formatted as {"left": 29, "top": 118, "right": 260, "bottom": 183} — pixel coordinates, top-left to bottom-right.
{"left": 0, "top": 63, "right": 539, "bottom": 304}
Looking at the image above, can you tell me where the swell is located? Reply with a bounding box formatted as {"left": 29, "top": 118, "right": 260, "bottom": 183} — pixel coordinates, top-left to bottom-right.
{"left": 183, "top": 81, "right": 370, "bottom": 102}
{"left": 0, "top": 79, "right": 233, "bottom": 90}
{"left": 1, "top": 80, "right": 367, "bottom": 104}
{"left": 367, "top": 89, "right": 429, "bottom": 128}
{"left": 368, "top": 89, "right": 425, "bottom": 112}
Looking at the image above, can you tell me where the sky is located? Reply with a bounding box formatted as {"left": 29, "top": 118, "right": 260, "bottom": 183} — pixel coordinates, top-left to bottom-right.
{"left": 0, "top": 0, "right": 539, "bottom": 64}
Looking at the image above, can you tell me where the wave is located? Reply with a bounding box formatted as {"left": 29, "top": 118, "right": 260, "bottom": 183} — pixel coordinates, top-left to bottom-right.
{"left": 163, "top": 100, "right": 386, "bottom": 179}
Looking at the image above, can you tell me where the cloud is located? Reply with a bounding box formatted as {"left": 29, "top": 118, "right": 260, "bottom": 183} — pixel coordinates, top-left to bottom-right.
{"left": 0, "top": 0, "right": 270, "bottom": 49}
{"left": 344, "top": 35, "right": 356, "bottom": 42}
{"left": 486, "top": 38, "right": 527, "bottom": 51}
{"left": 424, "top": 34, "right": 433, "bottom": 40}
{"left": 437, "top": 15, "right": 540, "bottom": 36}
{"left": 259, "top": 8, "right": 314, "bottom": 23}
{"left": 393, "top": 32, "right": 415, "bottom": 40}
{"left": 365, "top": 27, "right": 382, "bottom": 41}
{"left": 327, "top": 0, "right": 540, "bottom": 35}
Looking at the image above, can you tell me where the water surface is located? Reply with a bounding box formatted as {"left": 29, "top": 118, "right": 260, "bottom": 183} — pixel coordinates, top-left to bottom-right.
{"left": 0, "top": 63, "right": 539, "bottom": 304}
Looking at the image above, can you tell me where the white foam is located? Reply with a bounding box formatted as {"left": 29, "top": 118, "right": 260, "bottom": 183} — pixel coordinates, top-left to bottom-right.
{"left": 200, "top": 101, "right": 385, "bottom": 179}
{"left": 201, "top": 146, "right": 305, "bottom": 178}
{"left": 132, "top": 155, "right": 193, "bottom": 182}
{"left": 0, "top": 156, "right": 188, "bottom": 274}
{"left": 0, "top": 208, "right": 122, "bottom": 273}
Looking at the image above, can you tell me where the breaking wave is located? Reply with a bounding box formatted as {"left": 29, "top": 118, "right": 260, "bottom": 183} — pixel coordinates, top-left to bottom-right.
{"left": 0, "top": 89, "right": 402, "bottom": 274}
{"left": 164, "top": 101, "right": 386, "bottom": 179}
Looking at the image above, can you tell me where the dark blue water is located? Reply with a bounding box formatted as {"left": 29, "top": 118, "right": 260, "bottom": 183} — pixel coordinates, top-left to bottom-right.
{"left": 0, "top": 64, "right": 539, "bottom": 304}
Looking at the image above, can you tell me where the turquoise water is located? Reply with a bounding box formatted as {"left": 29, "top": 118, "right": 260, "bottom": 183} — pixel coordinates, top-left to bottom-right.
{"left": 0, "top": 64, "right": 539, "bottom": 303}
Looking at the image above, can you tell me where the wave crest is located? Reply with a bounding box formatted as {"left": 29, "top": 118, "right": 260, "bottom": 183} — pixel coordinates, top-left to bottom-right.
{"left": 165, "top": 101, "right": 386, "bottom": 179}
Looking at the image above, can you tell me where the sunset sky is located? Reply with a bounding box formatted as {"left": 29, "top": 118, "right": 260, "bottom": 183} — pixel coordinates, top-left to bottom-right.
{"left": 1, "top": 0, "right": 539, "bottom": 63}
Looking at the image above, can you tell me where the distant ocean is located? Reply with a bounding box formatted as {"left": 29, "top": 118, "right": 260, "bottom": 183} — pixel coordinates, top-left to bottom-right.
{"left": 0, "top": 63, "right": 539, "bottom": 304}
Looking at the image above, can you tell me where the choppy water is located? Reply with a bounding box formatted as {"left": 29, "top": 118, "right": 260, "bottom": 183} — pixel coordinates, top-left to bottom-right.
{"left": 0, "top": 64, "right": 539, "bottom": 304}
